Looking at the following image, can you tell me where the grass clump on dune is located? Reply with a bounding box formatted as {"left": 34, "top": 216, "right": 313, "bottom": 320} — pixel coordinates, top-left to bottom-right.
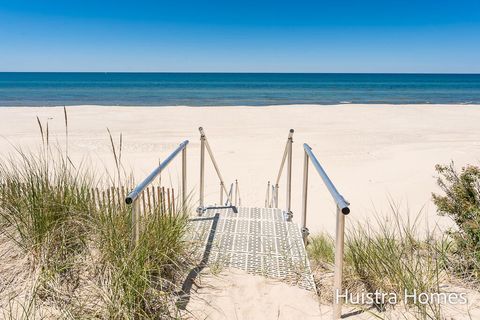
{"left": 308, "top": 233, "right": 334, "bottom": 266}
{"left": 0, "top": 148, "right": 92, "bottom": 270}
{"left": 93, "top": 203, "right": 190, "bottom": 319}
{"left": 307, "top": 163, "right": 480, "bottom": 319}
{"left": 0, "top": 113, "right": 193, "bottom": 319}
{"left": 308, "top": 209, "right": 446, "bottom": 319}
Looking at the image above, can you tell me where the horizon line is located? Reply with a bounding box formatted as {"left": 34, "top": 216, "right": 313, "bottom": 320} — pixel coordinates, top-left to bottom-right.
{"left": 1, "top": 71, "right": 480, "bottom": 75}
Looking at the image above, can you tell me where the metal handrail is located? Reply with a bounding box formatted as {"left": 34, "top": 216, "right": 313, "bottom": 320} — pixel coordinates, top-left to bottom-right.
{"left": 126, "top": 140, "right": 188, "bottom": 204}
{"left": 265, "top": 181, "right": 271, "bottom": 207}
{"left": 303, "top": 144, "right": 350, "bottom": 214}
{"left": 267, "top": 129, "right": 294, "bottom": 217}
{"left": 225, "top": 182, "right": 234, "bottom": 206}
{"left": 198, "top": 127, "right": 233, "bottom": 213}
{"left": 126, "top": 140, "right": 189, "bottom": 244}
{"left": 234, "top": 179, "right": 242, "bottom": 206}
{"left": 300, "top": 143, "right": 350, "bottom": 320}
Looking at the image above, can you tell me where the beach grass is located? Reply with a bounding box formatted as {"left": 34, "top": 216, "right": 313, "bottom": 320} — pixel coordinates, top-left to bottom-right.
{"left": 0, "top": 113, "right": 194, "bottom": 319}
{"left": 308, "top": 208, "right": 453, "bottom": 319}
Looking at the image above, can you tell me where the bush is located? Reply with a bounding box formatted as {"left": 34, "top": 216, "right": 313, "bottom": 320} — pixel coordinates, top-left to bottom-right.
{"left": 432, "top": 162, "right": 480, "bottom": 280}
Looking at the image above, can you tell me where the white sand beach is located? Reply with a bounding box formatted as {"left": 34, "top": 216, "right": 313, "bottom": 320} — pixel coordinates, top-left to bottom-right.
{"left": 1, "top": 104, "right": 480, "bottom": 234}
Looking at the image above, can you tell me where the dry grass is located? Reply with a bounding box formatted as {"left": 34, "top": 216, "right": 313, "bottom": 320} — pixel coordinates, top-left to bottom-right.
{"left": 0, "top": 111, "right": 195, "bottom": 319}
{"left": 307, "top": 208, "right": 462, "bottom": 319}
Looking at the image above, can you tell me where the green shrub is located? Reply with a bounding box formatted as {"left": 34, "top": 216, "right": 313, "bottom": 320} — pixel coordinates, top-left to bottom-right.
{"left": 432, "top": 162, "right": 480, "bottom": 280}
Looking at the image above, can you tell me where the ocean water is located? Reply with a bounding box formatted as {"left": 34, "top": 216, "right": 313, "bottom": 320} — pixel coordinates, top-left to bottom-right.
{"left": 0, "top": 73, "right": 479, "bottom": 106}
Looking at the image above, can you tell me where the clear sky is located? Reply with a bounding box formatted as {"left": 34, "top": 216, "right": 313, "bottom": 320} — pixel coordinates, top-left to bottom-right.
{"left": 0, "top": 0, "right": 479, "bottom": 73}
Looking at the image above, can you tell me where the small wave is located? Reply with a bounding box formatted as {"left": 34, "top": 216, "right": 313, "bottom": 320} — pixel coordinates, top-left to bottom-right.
{"left": 339, "top": 101, "right": 352, "bottom": 104}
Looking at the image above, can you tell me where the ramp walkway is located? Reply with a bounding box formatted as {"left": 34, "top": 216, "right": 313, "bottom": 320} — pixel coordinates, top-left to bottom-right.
{"left": 126, "top": 128, "right": 350, "bottom": 319}
{"left": 189, "top": 206, "right": 316, "bottom": 291}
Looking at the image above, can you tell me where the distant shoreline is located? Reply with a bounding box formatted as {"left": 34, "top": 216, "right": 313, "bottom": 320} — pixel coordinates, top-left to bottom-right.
{"left": 1, "top": 73, "right": 480, "bottom": 106}
{"left": 2, "top": 103, "right": 480, "bottom": 108}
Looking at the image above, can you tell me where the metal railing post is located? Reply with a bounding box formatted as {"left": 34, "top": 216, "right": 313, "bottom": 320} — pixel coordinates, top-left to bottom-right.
{"left": 333, "top": 205, "right": 346, "bottom": 319}
{"left": 274, "top": 183, "right": 279, "bottom": 208}
{"left": 272, "top": 129, "right": 294, "bottom": 219}
{"left": 301, "top": 150, "right": 309, "bottom": 242}
{"left": 227, "top": 183, "right": 234, "bottom": 206}
{"left": 265, "top": 181, "right": 270, "bottom": 207}
{"left": 237, "top": 183, "right": 242, "bottom": 206}
{"left": 132, "top": 199, "right": 140, "bottom": 245}
{"left": 197, "top": 132, "right": 205, "bottom": 214}
{"left": 126, "top": 140, "right": 189, "bottom": 244}
{"left": 199, "top": 127, "right": 232, "bottom": 205}
{"left": 300, "top": 143, "right": 350, "bottom": 320}
{"left": 182, "top": 146, "right": 187, "bottom": 211}
{"left": 220, "top": 182, "right": 224, "bottom": 204}
{"left": 271, "top": 185, "right": 275, "bottom": 208}
{"left": 286, "top": 129, "right": 293, "bottom": 218}
{"left": 235, "top": 180, "right": 239, "bottom": 206}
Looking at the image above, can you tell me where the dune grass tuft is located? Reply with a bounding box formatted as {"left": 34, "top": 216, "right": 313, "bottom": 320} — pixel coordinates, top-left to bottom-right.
{"left": 0, "top": 112, "right": 194, "bottom": 319}
{"left": 308, "top": 208, "right": 449, "bottom": 319}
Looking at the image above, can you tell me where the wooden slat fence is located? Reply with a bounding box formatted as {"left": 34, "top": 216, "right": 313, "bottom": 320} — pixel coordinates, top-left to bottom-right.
{"left": 0, "top": 181, "right": 176, "bottom": 216}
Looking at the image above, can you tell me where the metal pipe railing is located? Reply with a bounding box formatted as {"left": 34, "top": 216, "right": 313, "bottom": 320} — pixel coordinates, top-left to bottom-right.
{"left": 265, "top": 181, "right": 271, "bottom": 207}
{"left": 235, "top": 179, "right": 242, "bottom": 206}
{"left": 301, "top": 143, "right": 350, "bottom": 320}
{"left": 126, "top": 140, "right": 189, "bottom": 244}
{"left": 226, "top": 182, "right": 234, "bottom": 206}
{"left": 269, "top": 129, "right": 294, "bottom": 218}
{"left": 198, "top": 127, "right": 233, "bottom": 213}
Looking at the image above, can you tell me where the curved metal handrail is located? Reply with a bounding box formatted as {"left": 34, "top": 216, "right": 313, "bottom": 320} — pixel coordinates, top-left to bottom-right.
{"left": 198, "top": 127, "right": 233, "bottom": 212}
{"left": 274, "top": 129, "right": 294, "bottom": 187}
{"left": 126, "top": 139, "right": 189, "bottom": 245}
{"left": 266, "top": 129, "right": 294, "bottom": 216}
{"left": 303, "top": 144, "right": 350, "bottom": 214}
{"left": 301, "top": 142, "right": 350, "bottom": 320}
{"left": 125, "top": 140, "right": 189, "bottom": 204}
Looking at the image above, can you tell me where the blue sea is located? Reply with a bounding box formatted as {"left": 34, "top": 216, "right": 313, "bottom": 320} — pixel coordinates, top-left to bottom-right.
{"left": 0, "top": 73, "right": 479, "bottom": 106}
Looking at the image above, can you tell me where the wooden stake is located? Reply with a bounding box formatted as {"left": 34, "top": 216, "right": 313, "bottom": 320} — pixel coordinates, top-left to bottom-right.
{"left": 146, "top": 187, "right": 152, "bottom": 214}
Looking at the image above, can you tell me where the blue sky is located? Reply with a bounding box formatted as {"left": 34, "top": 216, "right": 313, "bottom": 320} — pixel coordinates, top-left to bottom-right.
{"left": 0, "top": 0, "right": 479, "bottom": 72}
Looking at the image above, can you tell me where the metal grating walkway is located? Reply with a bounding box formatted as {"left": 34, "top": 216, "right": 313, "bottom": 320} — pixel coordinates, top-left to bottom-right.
{"left": 188, "top": 207, "right": 316, "bottom": 291}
